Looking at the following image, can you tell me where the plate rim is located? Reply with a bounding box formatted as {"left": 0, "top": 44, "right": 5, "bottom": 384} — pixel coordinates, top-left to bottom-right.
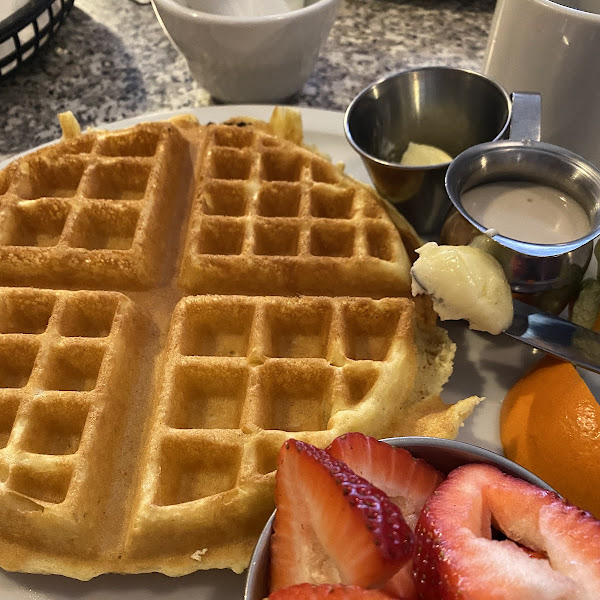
{"left": 0, "top": 104, "right": 349, "bottom": 170}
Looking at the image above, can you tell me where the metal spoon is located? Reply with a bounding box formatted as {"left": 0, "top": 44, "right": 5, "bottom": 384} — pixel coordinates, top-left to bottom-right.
{"left": 412, "top": 269, "right": 600, "bottom": 374}
{"left": 506, "top": 299, "right": 600, "bottom": 374}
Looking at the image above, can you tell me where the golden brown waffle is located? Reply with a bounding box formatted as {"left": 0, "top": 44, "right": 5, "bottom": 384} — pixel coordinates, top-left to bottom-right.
{"left": 0, "top": 119, "right": 194, "bottom": 289}
{"left": 0, "top": 111, "right": 482, "bottom": 580}
{"left": 178, "top": 121, "right": 412, "bottom": 297}
{"left": 122, "top": 294, "right": 474, "bottom": 576}
{"left": 0, "top": 286, "right": 147, "bottom": 575}
{"left": 0, "top": 290, "right": 478, "bottom": 579}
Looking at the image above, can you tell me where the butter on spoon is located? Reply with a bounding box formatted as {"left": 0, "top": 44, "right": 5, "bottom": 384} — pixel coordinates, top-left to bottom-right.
{"left": 411, "top": 242, "right": 514, "bottom": 335}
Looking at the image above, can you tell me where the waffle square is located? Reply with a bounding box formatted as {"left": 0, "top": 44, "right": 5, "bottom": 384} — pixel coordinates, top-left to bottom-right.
{"left": 0, "top": 121, "right": 194, "bottom": 289}
{"left": 178, "top": 123, "right": 412, "bottom": 297}
{"left": 124, "top": 294, "right": 423, "bottom": 575}
{"left": 0, "top": 287, "right": 146, "bottom": 573}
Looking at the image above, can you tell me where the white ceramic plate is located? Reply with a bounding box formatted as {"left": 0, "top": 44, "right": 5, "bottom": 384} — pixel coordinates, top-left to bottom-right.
{"left": 1, "top": 105, "right": 598, "bottom": 600}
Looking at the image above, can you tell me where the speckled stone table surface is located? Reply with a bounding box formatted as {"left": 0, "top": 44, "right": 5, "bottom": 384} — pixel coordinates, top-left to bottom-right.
{"left": 0, "top": 0, "right": 496, "bottom": 160}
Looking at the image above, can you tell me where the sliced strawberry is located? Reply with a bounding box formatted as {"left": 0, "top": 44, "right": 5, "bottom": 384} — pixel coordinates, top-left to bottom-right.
{"left": 327, "top": 433, "right": 444, "bottom": 529}
{"left": 327, "top": 433, "right": 444, "bottom": 600}
{"left": 414, "top": 463, "right": 600, "bottom": 600}
{"left": 270, "top": 438, "right": 413, "bottom": 592}
{"left": 269, "top": 583, "right": 398, "bottom": 599}
{"left": 515, "top": 543, "right": 547, "bottom": 561}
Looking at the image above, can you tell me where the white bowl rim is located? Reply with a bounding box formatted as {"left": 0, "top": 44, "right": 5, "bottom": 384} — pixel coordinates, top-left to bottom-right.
{"left": 151, "top": 0, "right": 340, "bottom": 25}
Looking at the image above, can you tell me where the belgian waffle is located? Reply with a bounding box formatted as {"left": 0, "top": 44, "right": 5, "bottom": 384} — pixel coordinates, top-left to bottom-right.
{"left": 178, "top": 121, "right": 412, "bottom": 297}
{"left": 0, "top": 110, "right": 482, "bottom": 580}
{"left": 0, "top": 118, "right": 195, "bottom": 289}
{"left": 0, "top": 287, "right": 146, "bottom": 574}
{"left": 127, "top": 294, "right": 423, "bottom": 575}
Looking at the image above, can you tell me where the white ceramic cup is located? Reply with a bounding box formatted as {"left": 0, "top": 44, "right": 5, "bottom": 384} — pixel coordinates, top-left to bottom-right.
{"left": 151, "top": 0, "right": 341, "bottom": 103}
{"left": 483, "top": 0, "right": 600, "bottom": 167}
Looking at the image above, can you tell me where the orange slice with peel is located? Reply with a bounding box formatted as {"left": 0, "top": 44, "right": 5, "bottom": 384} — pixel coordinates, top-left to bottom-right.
{"left": 500, "top": 355, "right": 600, "bottom": 517}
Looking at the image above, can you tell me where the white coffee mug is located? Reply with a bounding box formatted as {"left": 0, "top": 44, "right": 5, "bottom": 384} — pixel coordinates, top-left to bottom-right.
{"left": 152, "top": 0, "right": 340, "bottom": 103}
{"left": 483, "top": 0, "right": 600, "bottom": 167}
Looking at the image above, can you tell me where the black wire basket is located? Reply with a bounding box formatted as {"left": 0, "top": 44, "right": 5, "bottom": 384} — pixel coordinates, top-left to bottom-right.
{"left": 0, "top": 0, "right": 75, "bottom": 77}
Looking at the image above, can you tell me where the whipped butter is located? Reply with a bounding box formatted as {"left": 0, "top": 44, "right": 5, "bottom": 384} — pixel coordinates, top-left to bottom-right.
{"left": 411, "top": 242, "right": 513, "bottom": 335}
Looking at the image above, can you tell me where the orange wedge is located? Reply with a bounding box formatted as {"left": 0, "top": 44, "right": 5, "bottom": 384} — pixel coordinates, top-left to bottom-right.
{"left": 500, "top": 356, "right": 600, "bottom": 518}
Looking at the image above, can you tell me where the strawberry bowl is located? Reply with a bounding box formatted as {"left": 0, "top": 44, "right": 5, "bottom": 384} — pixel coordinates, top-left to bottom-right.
{"left": 243, "top": 436, "right": 554, "bottom": 600}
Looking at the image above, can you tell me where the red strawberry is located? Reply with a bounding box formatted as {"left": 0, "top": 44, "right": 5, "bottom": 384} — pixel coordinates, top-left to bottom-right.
{"left": 327, "top": 433, "right": 444, "bottom": 530}
{"left": 269, "top": 583, "right": 398, "bottom": 599}
{"left": 270, "top": 439, "right": 414, "bottom": 593}
{"left": 327, "top": 433, "right": 444, "bottom": 600}
{"left": 414, "top": 463, "right": 600, "bottom": 600}
{"left": 515, "top": 543, "right": 547, "bottom": 560}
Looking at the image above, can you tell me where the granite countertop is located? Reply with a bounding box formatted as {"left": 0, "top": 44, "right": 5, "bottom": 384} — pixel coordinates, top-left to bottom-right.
{"left": 0, "top": 0, "right": 496, "bottom": 161}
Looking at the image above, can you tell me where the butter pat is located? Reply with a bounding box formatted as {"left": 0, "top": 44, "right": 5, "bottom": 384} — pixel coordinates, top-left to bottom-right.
{"left": 400, "top": 142, "right": 453, "bottom": 166}
{"left": 411, "top": 242, "right": 513, "bottom": 335}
